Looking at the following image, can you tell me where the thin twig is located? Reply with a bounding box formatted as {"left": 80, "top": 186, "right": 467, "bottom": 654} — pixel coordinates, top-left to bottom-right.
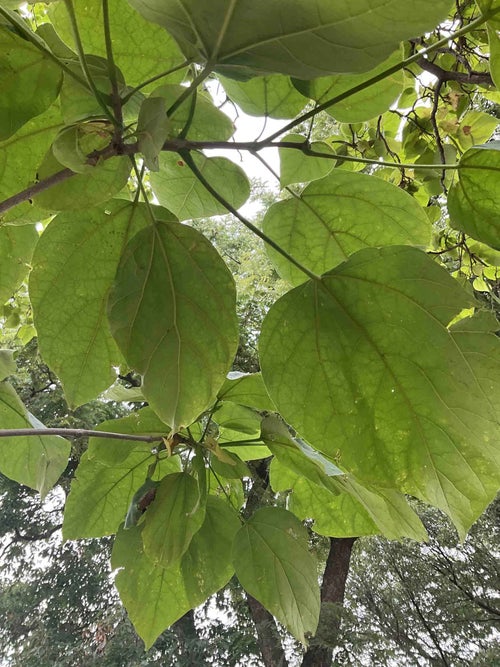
{"left": 121, "top": 60, "right": 191, "bottom": 103}
{"left": 180, "top": 149, "right": 320, "bottom": 282}
{"left": 63, "top": 0, "right": 115, "bottom": 123}
{"left": 102, "top": 0, "right": 123, "bottom": 130}
{"left": 0, "top": 428, "right": 165, "bottom": 442}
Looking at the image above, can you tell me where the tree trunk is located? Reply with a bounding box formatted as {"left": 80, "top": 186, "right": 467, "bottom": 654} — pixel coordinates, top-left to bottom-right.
{"left": 246, "top": 593, "right": 289, "bottom": 667}
{"left": 172, "top": 610, "right": 208, "bottom": 665}
{"left": 301, "top": 537, "right": 357, "bottom": 667}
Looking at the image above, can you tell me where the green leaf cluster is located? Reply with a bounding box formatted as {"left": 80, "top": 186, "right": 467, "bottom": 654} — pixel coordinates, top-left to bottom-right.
{"left": 0, "top": 0, "right": 499, "bottom": 651}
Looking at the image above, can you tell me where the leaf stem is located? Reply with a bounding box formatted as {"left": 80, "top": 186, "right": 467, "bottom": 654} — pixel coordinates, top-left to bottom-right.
{"left": 180, "top": 149, "right": 320, "bottom": 282}
{"left": 102, "top": 0, "right": 123, "bottom": 128}
{"left": 129, "top": 156, "right": 156, "bottom": 223}
{"left": 121, "top": 60, "right": 192, "bottom": 103}
{"left": 167, "top": 66, "right": 212, "bottom": 117}
{"left": 0, "top": 428, "right": 164, "bottom": 442}
{"left": 63, "top": 0, "right": 115, "bottom": 124}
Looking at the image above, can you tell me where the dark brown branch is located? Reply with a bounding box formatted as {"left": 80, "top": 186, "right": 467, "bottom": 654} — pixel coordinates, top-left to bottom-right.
{"left": 429, "top": 77, "right": 447, "bottom": 191}
{"left": 301, "top": 537, "right": 357, "bottom": 667}
{"left": 0, "top": 428, "right": 165, "bottom": 443}
{"left": 417, "top": 57, "right": 493, "bottom": 86}
{"left": 172, "top": 610, "right": 209, "bottom": 665}
{"left": 0, "top": 168, "right": 74, "bottom": 216}
{"left": 246, "top": 594, "right": 289, "bottom": 667}
{"left": 0, "top": 134, "right": 456, "bottom": 219}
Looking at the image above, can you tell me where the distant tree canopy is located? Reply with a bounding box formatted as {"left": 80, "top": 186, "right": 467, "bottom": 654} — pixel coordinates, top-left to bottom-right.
{"left": 0, "top": 1, "right": 500, "bottom": 663}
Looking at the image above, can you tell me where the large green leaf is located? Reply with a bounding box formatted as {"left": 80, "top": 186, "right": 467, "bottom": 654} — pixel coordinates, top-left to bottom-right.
{"left": 292, "top": 50, "right": 404, "bottom": 123}
{"left": 0, "top": 223, "right": 38, "bottom": 304}
{"left": 0, "top": 349, "right": 15, "bottom": 380}
{"left": 260, "top": 246, "right": 500, "bottom": 536}
{"left": 108, "top": 221, "right": 238, "bottom": 430}
{"left": 142, "top": 472, "right": 206, "bottom": 567}
{"left": 233, "top": 507, "right": 320, "bottom": 644}
{"left": 34, "top": 147, "right": 131, "bottom": 211}
{"left": 49, "top": 0, "right": 186, "bottom": 86}
{"left": 150, "top": 152, "right": 250, "bottom": 220}
{"left": 218, "top": 74, "right": 306, "bottom": 119}
{"left": 127, "top": 0, "right": 453, "bottom": 78}
{"left": 63, "top": 445, "right": 180, "bottom": 540}
{"left": 270, "top": 459, "right": 379, "bottom": 537}
{"left": 30, "top": 201, "right": 158, "bottom": 407}
{"left": 0, "top": 381, "right": 69, "bottom": 496}
{"left": 0, "top": 103, "right": 63, "bottom": 223}
{"left": 263, "top": 170, "right": 431, "bottom": 285}
{"left": 112, "top": 496, "right": 239, "bottom": 648}
{"left": 265, "top": 420, "right": 426, "bottom": 540}
{"left": 0, "top": 28, "right": 61, "bottom": 140}
{"left": 448, "top": 142, "right": 500, "bottom": 248}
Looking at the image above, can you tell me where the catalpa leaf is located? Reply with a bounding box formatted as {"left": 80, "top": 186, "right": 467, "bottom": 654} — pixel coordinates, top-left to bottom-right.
{"left": 0, "top": 381, "right": 69, "bottom": 496}
{"left": 151, "top": 84, "right": 234, "bottom": 141}
{"left": 217, "top": 372, "right": 275, "bottom": 411}
{"left": 0, "top": 223, "right": 38, "bottom": 304}
{"left": 49, "top": 0, "right": 186, "bottom": 86}
{"left": 108, "top": 221, "right": 238, "bottom": 430}
{"left": 0, "top": 349, "right": 15, "bottom": 380}
{"left": 127, "top": 0, "right": 453, "bottom": 78}
{"left": 0, "top": 103, "right": 63, "bottom": 223}
{"left": 150, "top": 153, "right": 250, "bottom": 221}
{"left": 142, "top": 472, "right": 206, "bottom": 567}
{"left": 0, "top": 27, "right": 61, "bottom": 140}
{"left": 34, "top": 147, "right": 131, "bottom": 211}
{"left": 30, "top": 201, "right": 157, "bottom": 407}
{"left": 263, "top": 170, "right": 431, "bottom": 285}
{"left": 63, "top": 447, "right": 180, "bottom": 540}
{"left": 292, "top": 49, "right": 404, "bottom": 123}
{"left": 270, "top": 459, "right": 379, "bottom": 537}
{"left": 260, "top": 246, "right": 500, "bottom": 537}
{"left": 267, "top": 430, "right": 426, "bottom": 540}
{"left": 233, "top": 507, "right": 320, "bottom": 645}
{"left": 112, "top": 496, "right": 239, "bottom": 648}
{"left": 278, "top": 134, "right": 335, "bottom": 188}
{"left": 218, "top": 74, "right": 306, "bottom": 119}
{"left": 448, "top": 142, "right": 500, "bottom": 249}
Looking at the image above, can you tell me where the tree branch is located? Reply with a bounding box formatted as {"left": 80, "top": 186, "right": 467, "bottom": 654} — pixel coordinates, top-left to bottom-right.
{"left": 417, "top": 57, "right": 493, "bottom": 86}
{"left": 0, "top": 168, "right": 74, "bottom": 216}
{"left": 0, "top": 137, "right": 461, "bottom": 219}
{"left": 301, "top": 537, "right": 357, "bottom": 667}
{"left": 0, "top": 428, "right": 164, "bottom": 443}
{"left": 246, "top": 594, "right": 289, "bottom": 667}
{"left": 172, "top": 610, "right": 209, "bottom": 665}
